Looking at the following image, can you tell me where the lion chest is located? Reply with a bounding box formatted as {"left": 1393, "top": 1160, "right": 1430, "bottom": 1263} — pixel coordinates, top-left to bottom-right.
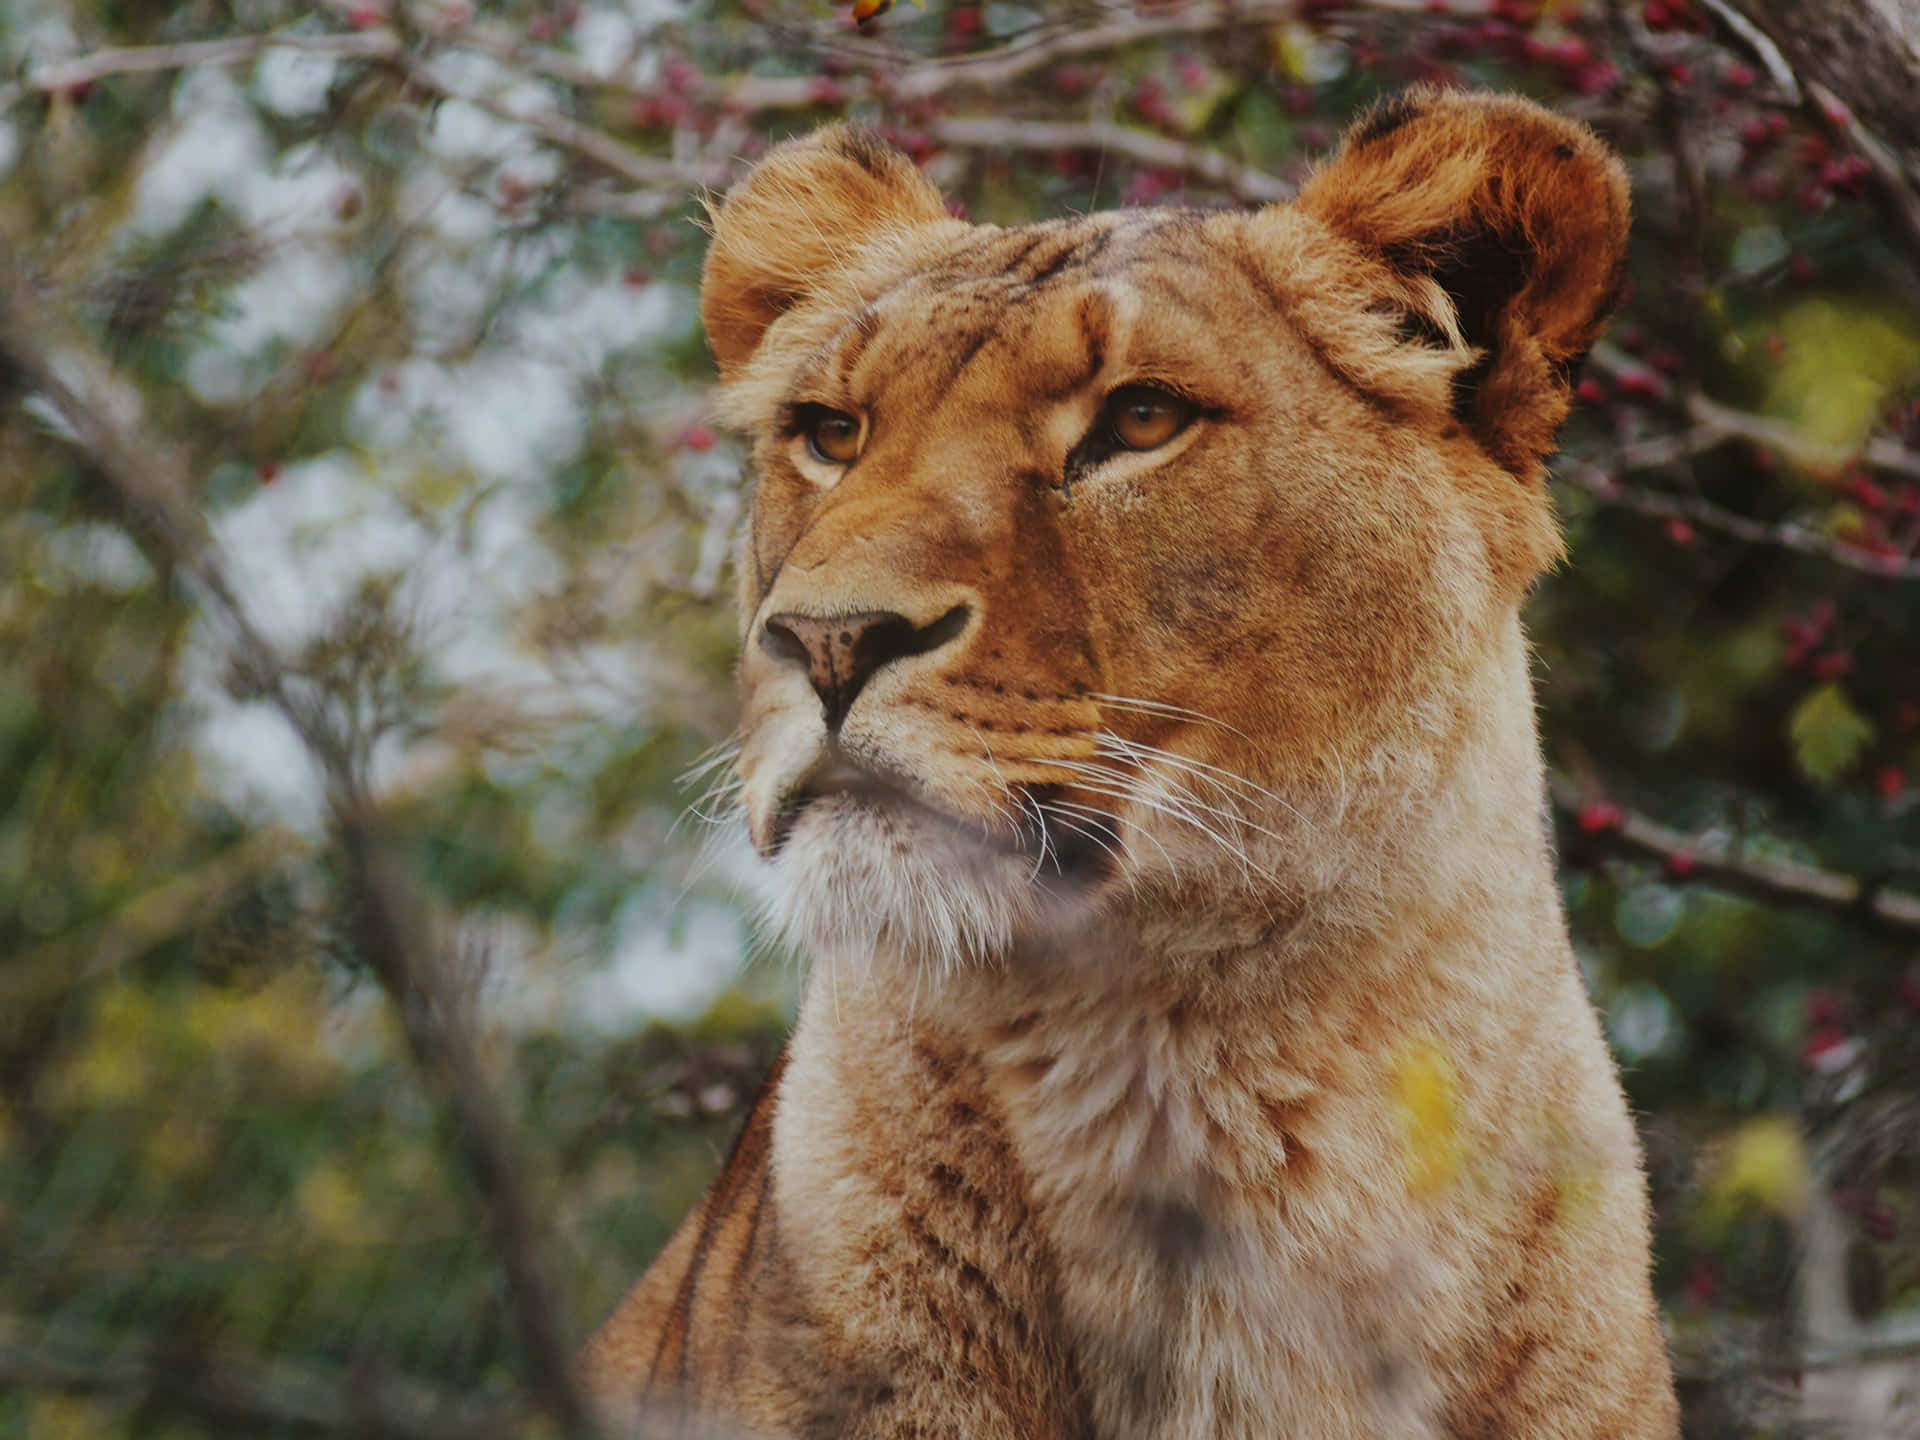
{"left": 975, "top": 1001, "right": 1457, "bottom": 1440}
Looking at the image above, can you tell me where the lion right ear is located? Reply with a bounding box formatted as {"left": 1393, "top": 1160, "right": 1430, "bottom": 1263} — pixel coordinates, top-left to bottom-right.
{"left": 701, "top": 127, "right": 952, "bottom": 377}
{"left": 1293, "top": 87, "right": 1630, "bottom": 481}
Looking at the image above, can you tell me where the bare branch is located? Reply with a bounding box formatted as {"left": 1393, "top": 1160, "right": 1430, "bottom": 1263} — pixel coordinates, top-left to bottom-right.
{"left": 1549, "top": 775, "right": 1920, "bottom": 935}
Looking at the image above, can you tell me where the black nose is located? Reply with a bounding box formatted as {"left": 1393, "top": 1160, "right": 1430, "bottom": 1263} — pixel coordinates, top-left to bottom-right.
{"left": 761, "top": 605, "right": 969, "bottom": 729}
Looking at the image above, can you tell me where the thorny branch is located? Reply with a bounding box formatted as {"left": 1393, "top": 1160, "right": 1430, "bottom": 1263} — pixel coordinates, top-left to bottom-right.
{"left": 0, "top": 271, "right": 600, "bottom": 1436}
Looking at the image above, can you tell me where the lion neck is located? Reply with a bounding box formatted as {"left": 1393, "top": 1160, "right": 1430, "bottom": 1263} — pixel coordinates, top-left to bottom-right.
{"left": 802, "top": 608, "right": 1568, "bottom": 1153}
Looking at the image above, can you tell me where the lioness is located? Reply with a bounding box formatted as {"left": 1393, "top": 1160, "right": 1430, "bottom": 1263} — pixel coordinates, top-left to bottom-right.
{"left": 584, "top": 87, "right": 1681, "bottom": 1438}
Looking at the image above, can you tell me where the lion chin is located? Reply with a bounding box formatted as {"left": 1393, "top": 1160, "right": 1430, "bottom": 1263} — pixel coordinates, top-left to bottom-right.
{"left": 751, "top": 777, "right": 1116, "bottom": 971}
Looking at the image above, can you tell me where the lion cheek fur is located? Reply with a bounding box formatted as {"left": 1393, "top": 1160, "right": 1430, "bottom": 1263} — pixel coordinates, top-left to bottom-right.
{"left": 583, "top": 88, "right": 1680, "bottom": 1439}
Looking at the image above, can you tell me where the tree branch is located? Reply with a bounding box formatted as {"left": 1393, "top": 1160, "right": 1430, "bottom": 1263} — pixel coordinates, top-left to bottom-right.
{"left": 927, "top": 116, "right": 1293, "bottom": 203}
{"left": 1557, "top": 456, "right": 1920, "bottom": 580}
{"left": 1731, "top": 0, "right": 1920, "bottom": 254}
{"left": 0, "top": 267, "right": 600, "bottom": 1437}
{"left": 0, "top": 31, "right": 398, "bottom": 110}
{"left": 1548, "top": 775, "right": 1920, "bottom": 935}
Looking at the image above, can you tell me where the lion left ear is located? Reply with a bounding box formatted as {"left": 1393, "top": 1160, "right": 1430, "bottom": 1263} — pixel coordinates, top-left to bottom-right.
{"left": 701, "top": 126, "right": 954, "bottom": 379}
{"left": 1296, "top": 87, "right": 1631, "bottom": 479}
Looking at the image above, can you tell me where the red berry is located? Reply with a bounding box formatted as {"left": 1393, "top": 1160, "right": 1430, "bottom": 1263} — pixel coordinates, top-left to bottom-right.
{"left": 496, "top": 172, "right": 531, "bottom": 209}
{"left": 1897, "top": 971, "right": 1920, "bottom": 1015}
{"left": 1684, "top": 1259, "right": 1718, "bottom": 1308}
{"left": 1576, "top": 377, "right": 1606, "bottom": 405}
{"left": 1875, "top": 766, "right": 1905, "bottom": 799}
{"left": 258, "top": 462, "right": 280, "bottom": 486}
{"left": 1804, "top": 988, "right": 1843, "bottom": 1027}
{"left": 1862, "top": 1203, "right": 1898, "bottom": 1243}
{"left": 1813, "top": 650, "right": 1853, "bottom": 680}
{"left": 1725, "top": 63, "right": 1756, "bottom": 89}
{"left": 1666, "top": 850, "right": 1697, "bottom": 878}
{"left": 1850, "top": 475, "right": 1888, "bottom": 510}
{"left": 346, "top": 3, "right": 382, "bottom": 27}
{"left": 1577, "top": 800, "right": 1626, "bottom": 834}
{"left": 1616, "top": 371, "right": 1667, "bottom": 402}
{"left": 1575, "top": 60, "right": 1621, "bottom": 95}
{"left": 1789, "top": 254, "right": 1817, "bottom": 282}
{"left": 1666, "top": 517, "right": 1695, "bottom": 546}
{"left": 1801, "top": 1022, "right": 1848, "bottom": 1068}
{"left": 1054, "top": 64, "right": 1093, "bottom": 95}
{"left": 678, "top": 423, "right": 716, "bottom": 452}
{"left": 622, "top": 264, "right": 651, "bottom": 288}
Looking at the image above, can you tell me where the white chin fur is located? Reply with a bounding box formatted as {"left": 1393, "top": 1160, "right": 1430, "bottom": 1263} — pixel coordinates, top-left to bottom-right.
{"left": 748, "top": 795, "right": 1079, "bottom": 969}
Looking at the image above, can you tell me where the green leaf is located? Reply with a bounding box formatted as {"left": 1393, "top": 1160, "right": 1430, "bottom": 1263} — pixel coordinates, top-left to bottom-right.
{"left": 1788, "top": 683, "right": 1875, "bottom": 783}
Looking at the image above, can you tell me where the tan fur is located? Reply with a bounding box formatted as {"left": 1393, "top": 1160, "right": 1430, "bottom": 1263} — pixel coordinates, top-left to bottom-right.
{"left": 583, "top": 88, "right": 1678, "bottom": 1438}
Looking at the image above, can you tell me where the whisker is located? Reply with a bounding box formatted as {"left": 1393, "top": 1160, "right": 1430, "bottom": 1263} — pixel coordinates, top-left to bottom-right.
{"left": 1091, "top": 731, "right": 1313, "bottom": 830}
{"left": 1053, "top": 755, "right": 1298, "bottom": 849}
{"left": 1090, "top": 692, "right": 1248, "bottom": 738}
{"left": 1038, "top": 769, "right": 1278, "bottom": 885}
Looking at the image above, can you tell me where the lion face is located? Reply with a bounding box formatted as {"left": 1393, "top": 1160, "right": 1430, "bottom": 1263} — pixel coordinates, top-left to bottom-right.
{"left": 702, "top": 94, "right": 1629, "bottom": 966}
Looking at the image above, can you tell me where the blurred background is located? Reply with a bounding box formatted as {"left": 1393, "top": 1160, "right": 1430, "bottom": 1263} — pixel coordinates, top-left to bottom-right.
{"left": 1, "top": 0, "right": 1917, "bottom": 1434}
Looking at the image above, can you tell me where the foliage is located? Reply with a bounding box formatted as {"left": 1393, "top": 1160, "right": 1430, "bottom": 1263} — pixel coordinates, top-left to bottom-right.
{"left": 1, "top": 0, "right": 1917, "bottom": 1436}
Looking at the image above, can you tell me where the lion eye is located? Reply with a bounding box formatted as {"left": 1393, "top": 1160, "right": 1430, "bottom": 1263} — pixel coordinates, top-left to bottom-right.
{"left": 1107, "top": 386, "right": 1192, "bottom": 451}
{"left": 803, "top": 408, "right": 864, "bottom": 465}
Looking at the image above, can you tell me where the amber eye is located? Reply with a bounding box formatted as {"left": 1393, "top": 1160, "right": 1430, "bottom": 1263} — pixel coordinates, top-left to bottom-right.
{"left": 1107, "top": 386, "right": 1192, "bottom": 451}
{"left": 803, "top": 408, "right": 864, "bottom": 465}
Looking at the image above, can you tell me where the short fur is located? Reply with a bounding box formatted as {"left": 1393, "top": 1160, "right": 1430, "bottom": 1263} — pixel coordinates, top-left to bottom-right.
{"left": 583, "top": 88, "right": 1678, "bottom": 1438}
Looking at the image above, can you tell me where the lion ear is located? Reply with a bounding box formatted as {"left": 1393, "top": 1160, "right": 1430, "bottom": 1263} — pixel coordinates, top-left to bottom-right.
{"left": 701, "top": 126, "right": 952, "bottom": 377}
{"left": 1296, "top": 87, "right": 1630, "bottom": 478}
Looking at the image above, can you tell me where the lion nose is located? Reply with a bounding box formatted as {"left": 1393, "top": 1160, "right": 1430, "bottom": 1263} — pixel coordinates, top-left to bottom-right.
{"left": 761, "top": 605, "right": 969, "bottom": 730}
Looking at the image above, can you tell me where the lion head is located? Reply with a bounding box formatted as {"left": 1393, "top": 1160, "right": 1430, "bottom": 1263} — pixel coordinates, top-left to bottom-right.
{"left": 699, "top": 90, "right": 1628, "bottom": 970}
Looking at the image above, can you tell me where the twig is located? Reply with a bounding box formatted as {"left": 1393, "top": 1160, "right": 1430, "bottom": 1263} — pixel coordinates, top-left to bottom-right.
{"left": 927, "top": 116, "right": 1293, "bottom": 203}
{"left": 0, "top": 1313, "right": 526, "bottom": 1440}
{"left": 5, "top": 828, "right": 311, "bottom": 1014}
{"left": 1697, "top": 0, "right": 1800, "bottom": 101}
{"left": 1801, "top": 78, "right": 1920, "bottom": 258}
{"left": 0, "top": 266, "right": 600, "bottom": 1437}
{"left": 1548, "top": 775, "right": 1920, "bottom": 935}
{"left": 399, "top": 52, "right": 722, "bottom": 193}
{"left": 1557, "top": 456, "right": 1920, "bottom": 580}
{"left": 0, "top": 30, "right": 398, "bottom": 111}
